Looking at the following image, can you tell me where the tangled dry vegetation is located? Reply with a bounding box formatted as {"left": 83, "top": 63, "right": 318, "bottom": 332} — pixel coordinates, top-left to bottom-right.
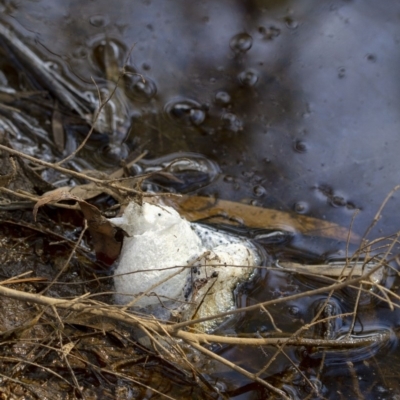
{"left": 1, "top": 135, "right": 399, "bottom": 400}
{"left": 0, "top": 86, "right": 399, "bottom": 398}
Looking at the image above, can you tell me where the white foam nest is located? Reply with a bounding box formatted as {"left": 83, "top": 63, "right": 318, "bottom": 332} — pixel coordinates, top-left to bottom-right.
{"left": 109, "top": 201, "right": 262, "bottom": 330}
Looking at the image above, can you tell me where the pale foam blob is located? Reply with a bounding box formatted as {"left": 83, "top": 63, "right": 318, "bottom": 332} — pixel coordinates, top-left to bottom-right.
{"left": 110, "top": 201, "right": 261, "bottom": 330}
{"left": 111, "top": 202, "right": 203, "bottom": 307}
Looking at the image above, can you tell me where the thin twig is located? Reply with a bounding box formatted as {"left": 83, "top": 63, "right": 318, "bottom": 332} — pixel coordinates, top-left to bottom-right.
{"left": 0, "top": 283, "right": 392, "bottom": 348}
{"left": 260, "top": 305, "right": 282, "bottom": 333}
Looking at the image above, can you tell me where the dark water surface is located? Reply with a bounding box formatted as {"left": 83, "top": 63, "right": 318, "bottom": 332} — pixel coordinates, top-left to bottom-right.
{"left": 1, "top": 0, "right": 400, "bottom": 398}
{"left": 3, "top": 0, "right": 400, "bottom": 237}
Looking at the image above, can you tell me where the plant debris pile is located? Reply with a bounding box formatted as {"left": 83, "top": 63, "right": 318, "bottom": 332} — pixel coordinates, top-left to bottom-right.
{"left": 0, "top": 145, "right": 217, "bottom": 399}
{"left": 1, "top": 128, "right": 400, "bottom": 399}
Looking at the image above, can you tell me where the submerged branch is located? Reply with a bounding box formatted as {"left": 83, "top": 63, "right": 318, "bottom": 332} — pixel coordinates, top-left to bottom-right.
{"left": 0, "top": 281, "right": 392, "bottom": 349}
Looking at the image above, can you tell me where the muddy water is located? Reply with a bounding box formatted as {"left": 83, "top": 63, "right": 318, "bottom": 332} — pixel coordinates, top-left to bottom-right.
{"left": 1, "top": 0, "right": 400, "bottom": 398}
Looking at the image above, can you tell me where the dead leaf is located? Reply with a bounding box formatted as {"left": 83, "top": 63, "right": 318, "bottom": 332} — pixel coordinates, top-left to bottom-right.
{"left": 164, "top": 195, "right": 360, "bottom": 243}
{"left": 44, "top": 182, "right": 125, "bottom": 203}
{"left": 79, "top": 201, "right": 126, "bottom": 265}
{"left": 48, "top": 184, "right": 105, "bottom": 201}
{"left": 34, "top": 190, "right": 125, "bottom": 265}
{"left": 33, "top": 191, "right": 81, "bottom": 220}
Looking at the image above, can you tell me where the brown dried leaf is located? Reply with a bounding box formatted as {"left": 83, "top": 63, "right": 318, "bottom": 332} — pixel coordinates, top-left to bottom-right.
{"left": 34, "top": 190, "right": 124, "bottom": 265}
{"left": 164, "top": 195, "right": 360, "bottom": 243}
{"left": 33, "top": 191, "right": 81, "bottom": 220}
{"left": 41, "top": 183, "right": 124, "bottom": 203}
{"left": 79, "top": 201, "right": 125, "bottom": 265}
{"left": 54, "top": 184, "right": 105, "bottom": 200}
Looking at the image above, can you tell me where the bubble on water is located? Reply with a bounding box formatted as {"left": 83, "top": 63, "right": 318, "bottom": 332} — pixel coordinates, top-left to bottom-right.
{"left": 189, "top": 108, "right": 206, "bottom": 125}
{"left": 230, "top": 32, "right": 253, "bottom": 53}
{"left": 213, "top": 380, "right": 227, "bottom": 394}
{"left": 89, "top": 15, "right": 109, "bottom": 28}
{"left": 165, "top": 98, "right": 206, "bottom": 126}
{"left": 83, "top": 91, "right": 96, "bottom": 104}
{"left": 330, "top": 195, "right": 346, "bottom": 207}
{"left": 284, "top": 17, "right": 299, "bottom": 29}
{"left": 124, "top": 74, "right": 157, "bottom": 102}
{"left": 293, "top": 139, "right": 307, "bottom": 153}
{"left": 238, "top": 69, "right": 259, "bottom": 87}
{"left": 214, "top": 91, "right": 231, "bottom": 105}
{"left": 346, "top": 202, "right": 357, "bottom": 210}
{"left": 96, "top": 142, "right": 129, "bottom": 166}
{"left": 221, "top": 113, "right": 243, "bottom": 132}
{"left": 293, "top": 201, "right": 308, "bottom": 214}
{"left": 253, "top": 184, "right": 266, "bottom": 197}
{"left": 72, "top": 46, "right": 88, "bottom": 59}
{"left": 305, "top": 377, "right": 324, "bottom": 395}
{"left": 126, "top": 162, "right": 142, "bottom": 176}
{"left": 258, "top": 26, "right": 281, "bottom": 40}
{"left": 338, "top": 67, "right": 346, "bottom": 78}
{"left": 282, "top": 384, "right": 300, "bottom": 400}
{"left": 44, "top": 61, "right": 62, "bottom": 72}
{"left": 89, "top": 38, "right": 126, "bottom": 75}
{"left": 288, "top": 306, "right": 300, "bottom": 317}
{"left": 315, "top": 185, "right": 350, "bottom": 209}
